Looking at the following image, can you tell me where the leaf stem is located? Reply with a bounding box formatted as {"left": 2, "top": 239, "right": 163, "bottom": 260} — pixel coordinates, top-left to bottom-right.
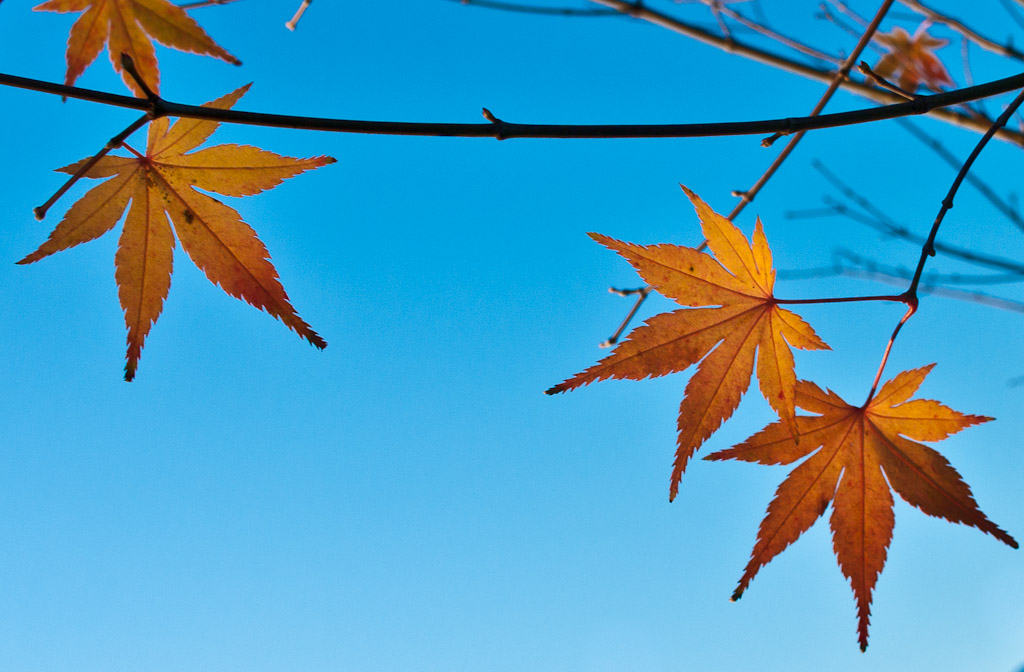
{"left": 865, "top": 86, "right": 1024, "bottom": 404}
{"left": 775, "top": 294, "right": 906, "bottom": 305}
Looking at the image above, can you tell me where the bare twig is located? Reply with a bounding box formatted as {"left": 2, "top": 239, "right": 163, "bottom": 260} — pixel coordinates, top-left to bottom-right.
{"left": 587, "top": 0, "right": 1024, "bottom": 147}
{"left": 826, "top": 0, "right": 869, "bottom": 27}
{"left": 713, "top": 2, "right": 841, "bottom": 63}
{"left": 898, "top": 0, "right": 1024, "bottom": 61}
{"left": 179, "top": 0, "right": 241, "bottom": 8}
{"left": 1000, "top": 0, "right": 1024, "bottom": 31}
{"left": 896, "top": 118, "right": 1024, "bottom": 232}
{"left": 599, "top": 287, "right": 651, "bottom": 347}
{"left": 286, "top": 0, "right": 311, "bottom": 30}
{"left": 446, "top": 0, "right": 619, "bottom": 16}
{"left": 847, "top": 268, "right": 1024, "bottom": 312}
{"left": 727, "top": 0, "right": 896, "bottom": 222}
{"left": 814, "top": 162, "right": 1024, "bottom": 274}
{"left": 867, "top": 86, "right": 1024, "bottom": 400}
{"left": 858, "top": 60, "right": 916, "bottom": 99}
{"left": 802, "top": 248, "right": 1024, "bottom": 286}
{"left": 32, "top": 114, "right": 150, "bottom": 220}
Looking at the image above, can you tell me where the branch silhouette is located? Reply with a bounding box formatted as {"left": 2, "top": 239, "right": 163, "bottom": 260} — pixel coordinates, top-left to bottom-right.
{"left": 5, "top": 68, "right": 1024, "bottom": 140}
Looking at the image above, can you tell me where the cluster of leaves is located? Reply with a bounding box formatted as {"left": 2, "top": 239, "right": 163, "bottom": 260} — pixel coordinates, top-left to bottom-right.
{"left": 26, "top": 0, "right": 332, "bottom": 380}
{"left": 22, "top": 0, "right": 1017, "bottom": 652}
{"left": 547, "top": 189, "right": 1016, "bottom": 650}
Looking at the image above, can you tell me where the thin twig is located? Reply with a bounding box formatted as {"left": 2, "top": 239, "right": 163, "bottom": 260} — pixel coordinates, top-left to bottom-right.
{"left": 587, "top": 0, "right": 1024, "bottom": 147}
{"left": 446, "top": 0, "right": 620, "bottom": 16}
{"left": 714, "top": 3, "right": 841, "bottom": 63}
{"left": 818, "top": 2, "right": 874, "bottom": 43}
{"left": 898, "top": 0, "right": 1024, "bottom": 61}
{"left": 896, "top": 118, "right": 1024, "bottom": 232}
{"left": 866, "top": 86, "right": 1024, "bottom": 400}
{"left": 826, "top": 0, "right": 869, "bottom": 27}
{"left": 1000, "top": 0, "right": 1024, "bottom": 31}
{"left": 775, "top": 293, "right": 904, "bottom": 305}
{"left": 728, "top": 0, "right": 896, "bottom": 222}
{"left": 179, "top": 0, "right": 241, "bottom": 7}
{"left": 859, "top": 60, "right": 916, "bottom": 99}
{"left": 599, "top": 287, "right": 651, "bottom": 347}
{"left": 814, "top": 162, "right": 1024, "bottom": 274}
{"left": 32, "top": 114, "right": 150, "bottom": 220}
{"left": 286, "top": 0, "right": 311, "bottom": 30}
{"left": 805, "top": 248, "right": 1024, "bottom": 286}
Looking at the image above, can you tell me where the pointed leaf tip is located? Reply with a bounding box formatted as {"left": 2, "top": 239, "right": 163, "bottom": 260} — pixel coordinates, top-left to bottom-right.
{"left": 553, "top": 189, "right": 825, "bottom": 499}
{"left": 719, "top": 367, "right": 1013, "bottom": 649}
{"left": 25, "top": 84, "right": 331, "bottom": 379}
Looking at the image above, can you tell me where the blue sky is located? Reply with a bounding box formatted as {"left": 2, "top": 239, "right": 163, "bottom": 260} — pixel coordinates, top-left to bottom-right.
{"left": 0, "top": 1, "right": 1022, "bottom": 670}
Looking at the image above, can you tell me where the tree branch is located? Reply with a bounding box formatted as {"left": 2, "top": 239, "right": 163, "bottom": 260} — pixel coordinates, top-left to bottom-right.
{"left": 898, "top": 0, "right": 1024, "bottom": 61}
{"left": 727, "top": 0, "right": 895, "bottom": 221}
{"left": 445, "top": 0, "right": 619, "bottom": 17}
{"left": 4, "top": 68, "right": 1024, "bottom": 140}
{"left": 588, "top": 0, "right": 1024, "bottom": 147}
{"left": 867, "top": 85, "right": 1024, "bottom": 400}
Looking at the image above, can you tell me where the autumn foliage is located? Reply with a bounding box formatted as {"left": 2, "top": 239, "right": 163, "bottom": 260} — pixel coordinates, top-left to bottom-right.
{"left": 548, "top": 187, "right": 829, "bottom": 500}
{"left": 35, "top": 0, "right": 239, "bottom": 95}
{"left": 708, "top": 365, "right": 1016, "bottom": 651}
{"left": 548, "top": 189, "right": 1015, "bottom": 648}
{"left": 17, "top": 0, "right": 1021, "bottom": 653}
{"left": 19, "top": 85, "right": 333, "bottom": 380}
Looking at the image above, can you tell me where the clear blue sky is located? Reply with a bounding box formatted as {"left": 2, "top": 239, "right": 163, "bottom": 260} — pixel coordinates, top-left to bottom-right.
{"left": 0, "top": 1, "right": 1022, "bottom": 670}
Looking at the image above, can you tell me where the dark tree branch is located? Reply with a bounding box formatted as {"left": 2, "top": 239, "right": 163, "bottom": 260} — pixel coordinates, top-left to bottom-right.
{"left": 867, "top": 86, "right": 1024, "bottom": 400}
{"left": 4, "top": 68, "right": 1024, "bottom": 140}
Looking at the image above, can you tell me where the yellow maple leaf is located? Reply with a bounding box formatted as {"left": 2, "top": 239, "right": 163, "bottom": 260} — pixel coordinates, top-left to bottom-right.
{"left": 20, "top": 85, "right": 334, "bottom": 380}
{"left": 707, "top": 365, "right": 1016, "bottom": 650}
{"left": 547, "top": 187, "right": 828, "bottom": 500}
{"left": 35, "top": 0, "right": 240, "bottom": 95}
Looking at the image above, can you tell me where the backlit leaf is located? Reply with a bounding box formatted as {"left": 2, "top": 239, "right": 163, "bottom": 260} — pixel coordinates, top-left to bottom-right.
{"left": 20, "top": 85, "right": 334, "bottom": 380}
{"left": 707, "top": 366, "right": 1016, "bottom": 650}
{"left": 35, "top": 0, "right": 240, "bottom": 95}
{"left": 547, "top": 187, "right": 828, "bottom": 500}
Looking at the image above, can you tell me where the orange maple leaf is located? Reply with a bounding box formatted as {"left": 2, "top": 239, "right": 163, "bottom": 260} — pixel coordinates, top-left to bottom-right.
{"left": 35, "top": 0, "right": 240, "bottom": 95}
{"left": 547, "top": 187, "right": 828, "bottom": 500}
{"left": 19, "top": 85, "right": 334, "bottom": 380}
{"left": 873, "top": 24, "right": 953, "bottom": 92}
{"left": 707, "top": 365, "right": 1017, "bottom": 651}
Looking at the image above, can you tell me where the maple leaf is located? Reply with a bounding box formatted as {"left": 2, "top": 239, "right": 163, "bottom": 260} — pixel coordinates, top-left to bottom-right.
{"left": 19, "top": 85, "right": 334, "bottom": 380}
{"left": 873, "top": 24, "right": 953, "bottom": 93}
{"left": 35, "top": 0, "right": 240, "bottom": 95}
{"left": 707, "top": 365, "right": 1017, "bottom": 651}
{"left": 547, "top": 187, "right": 828, "bottom": 500}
